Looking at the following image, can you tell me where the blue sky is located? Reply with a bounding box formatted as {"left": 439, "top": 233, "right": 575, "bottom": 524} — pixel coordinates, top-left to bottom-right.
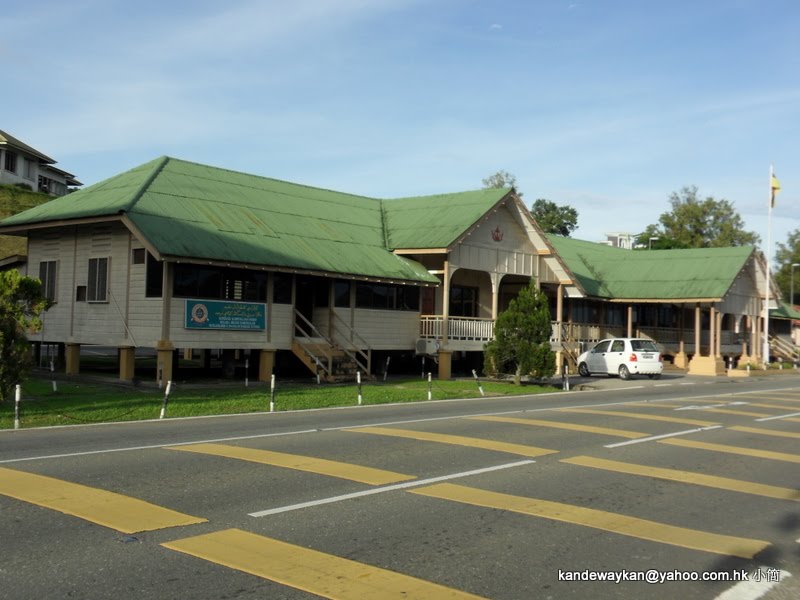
{"left": 3, "top": 0, "right": 799, "bottom": 255}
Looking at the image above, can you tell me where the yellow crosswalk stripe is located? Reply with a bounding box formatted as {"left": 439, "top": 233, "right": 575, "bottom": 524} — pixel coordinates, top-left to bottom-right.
{"left": 738, "top": 393, "right": 800, "bottom": 402}
{"left": 470, "top": 415, "right": 646, "bottom": 439}
{"left": 561, "top": 456, "right": 800, "bottom": 502}
{"left": 660, "top": 438, "right": 800, "bottom": 463}
{"left": 166, "top": 443, "right": 415, "bottom": 486}
{"left": 628, "top": 402, "right": 685, "bottom": 408}
{"left": 410, "top": 483, "right": 768, "bottom": 559}
{"left": 748, "top": 402, "right": 800, "bottom": 411}
{"left": 346, "top": 427, "right": 558, "bottom": 458}
{"left": 163, "top": 529, "right": 486, "bottom": 599}
{"left": 558, "top": 408, "right": 719, "bottom": 427}
{"left": 694, "top": 407, "right": 773, "bottom": 418}
{"left": 0, "top": 466, "right": 206, "bottom": 533}
{"left": 729, "top": 426, "right": 800, "bottom": 440}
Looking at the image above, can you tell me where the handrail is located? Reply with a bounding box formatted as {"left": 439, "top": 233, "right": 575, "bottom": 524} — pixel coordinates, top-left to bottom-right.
{"left": 293, "top": 310, "right": 332, "bottom": 377}
{"left": 769, "top": 334, "right": 799, "bottom": 360}
{"left": 330, "top": 310, "right": 372, "bottom": 374}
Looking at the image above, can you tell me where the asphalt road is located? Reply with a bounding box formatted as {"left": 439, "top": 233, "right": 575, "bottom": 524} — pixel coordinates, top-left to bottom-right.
{"left": 1, "top": 373, "right": 799, "bottom": 599}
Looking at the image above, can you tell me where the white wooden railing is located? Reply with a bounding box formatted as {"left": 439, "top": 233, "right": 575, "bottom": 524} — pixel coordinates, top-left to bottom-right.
{"left": 419, "top": 316, "right": 495, "bottom": 341}
{"left": 420, "top": 316, "right": 747, "bottom": 352}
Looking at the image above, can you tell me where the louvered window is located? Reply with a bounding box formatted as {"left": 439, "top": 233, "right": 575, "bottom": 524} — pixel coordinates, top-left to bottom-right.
{"left": 87, "top": 257, "right": 109, "bottom": 302}
{"left": 38, "top": 260, "right": 58, "bottom": 302}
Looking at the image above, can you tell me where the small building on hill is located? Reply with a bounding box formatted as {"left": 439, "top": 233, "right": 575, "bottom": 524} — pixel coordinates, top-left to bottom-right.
{"left": 0, "top": 156, "right": 781, "bottom": 382}
{"left": 0, "top": 130, "right": 82, "bottom": 196}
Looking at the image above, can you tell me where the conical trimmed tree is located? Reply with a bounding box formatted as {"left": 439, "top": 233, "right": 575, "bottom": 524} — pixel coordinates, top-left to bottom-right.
{"left": 484, "top": 281, "right": 555, "bottom": 385}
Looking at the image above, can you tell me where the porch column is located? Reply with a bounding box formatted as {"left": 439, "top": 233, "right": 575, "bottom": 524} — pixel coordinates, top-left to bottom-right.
{"left": 65, "top": 343, "right": 81, "bottom": 376}
{"left": 491, "top": 273, "right": 501, "bottom": 320}
{"left": 694, "top": 303, "right": 701, "bottom": 357}
{"left": 626, "top": 305, "right": 633, "bottom": 338}
{"left": 753, "top": 316, "right": 764, "bottom": 362}
{"left": 555, "top": 284, "right": 564, "bottom": 376}
{"left": 438, "top": 259, "right": 452, "bottom": 381}
{"left": 739, "top": 315, "right": 758, "bottom": 363}
{"left": 119, "top": 347, "right": 136, "bottom": 382}
{"left": 715, "top": 311, "right": 723, "bottom": 358}
{"left": 674, "top": 304, "right": 688, "bottom": 369}
{"left": 709, "top": 305, "right": 716, "bottom": 358}
{"left": 442, "top": 259, "right": 450, "bottom": 346}
{"left": 688, "top": 303, "right": 726, "bottom": 376}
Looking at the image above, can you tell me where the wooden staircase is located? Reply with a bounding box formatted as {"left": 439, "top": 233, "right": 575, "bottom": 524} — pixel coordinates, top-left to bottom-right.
{"left": 291, "top": 310, "right": 371, "bottom": 382}
{"left": 769, "top": 334, "right": 800, "bottom": 362}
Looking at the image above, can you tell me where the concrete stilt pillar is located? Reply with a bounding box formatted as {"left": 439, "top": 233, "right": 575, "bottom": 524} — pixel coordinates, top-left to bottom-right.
{"left": 259, "top": 350, "right": 275, "bottom": 382}
{"left": 156, "top": 344, "right": 175, "bottom": 386}
{"left": 65, "top": 344, "right": 81, "bottom": 376}
{"left": 437, "top": 351, "right": 452, "bottom": 380}
{"left": 119, "top": 347, "right": 136, "bottom": 382}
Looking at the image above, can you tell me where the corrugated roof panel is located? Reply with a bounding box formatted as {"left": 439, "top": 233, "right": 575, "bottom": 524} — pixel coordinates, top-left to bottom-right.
{"left": 548, "top": 235, "right": 754, "bottom": 300}
{"left": 1, "top": 157, "right": 438, "bottom": 283}
{"left": 382, "top": 189, "right": 509, "bottom": 249}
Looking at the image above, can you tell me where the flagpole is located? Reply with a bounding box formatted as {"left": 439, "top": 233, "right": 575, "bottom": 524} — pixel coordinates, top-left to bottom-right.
{"left": 762, "top": 165, "right": 773, "bottom": 367}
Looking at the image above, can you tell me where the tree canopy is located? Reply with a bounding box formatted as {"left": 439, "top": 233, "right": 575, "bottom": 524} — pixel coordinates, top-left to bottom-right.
{"left": 638, "top": 186, "right": 759, "bottom": 249}
{"left": 0, "top": 270, "right": 50, "bottom": 402}
{"left": 530, "top": 199, "right": 579, "bottom": 237}
{"left": 482, "top": 171, "right": 579, "bottom": 236}
{"left": 482, "top": 170, "right": 518, "bottom": 191}
{"left": 774, "top": 228, "right": 800, "bottom": 303}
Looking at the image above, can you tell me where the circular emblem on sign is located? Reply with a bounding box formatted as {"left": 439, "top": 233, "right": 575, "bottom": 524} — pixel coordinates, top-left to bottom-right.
{"left": 191, "top": 303, "right": 209, "bottom": 324}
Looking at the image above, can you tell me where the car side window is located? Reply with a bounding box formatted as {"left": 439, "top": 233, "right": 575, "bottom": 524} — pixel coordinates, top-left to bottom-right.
{"left": 591, "top": 341, "right": 611, "bottom": 354}
{"left": 610, "top": 340, "right": 625, "bottom": 352}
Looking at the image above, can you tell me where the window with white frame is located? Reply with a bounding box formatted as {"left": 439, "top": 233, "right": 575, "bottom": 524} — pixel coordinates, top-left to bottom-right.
{"left": 87, "top": 257, "right": 109, "bottom": 302}
{"left": 38, "top": 260, "right": 58, "bottom": 302}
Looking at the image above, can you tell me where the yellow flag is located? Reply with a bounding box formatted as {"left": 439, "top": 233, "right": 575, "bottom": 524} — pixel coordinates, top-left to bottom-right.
{"left": 771, "top": 173, "right": 781, "bottom": 208}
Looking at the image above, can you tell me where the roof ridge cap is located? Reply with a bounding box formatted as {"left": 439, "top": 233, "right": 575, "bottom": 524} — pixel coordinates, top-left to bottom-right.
{"left": 119, "top": 156, "right": 171, "bottom": 214}
{"left": 166, "top": 156, "right": 380, "bottom": 203}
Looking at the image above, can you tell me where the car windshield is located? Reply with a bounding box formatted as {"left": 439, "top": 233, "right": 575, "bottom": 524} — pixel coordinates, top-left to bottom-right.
{"left": 631, "top": 340, "right": 658, "bottom": 352}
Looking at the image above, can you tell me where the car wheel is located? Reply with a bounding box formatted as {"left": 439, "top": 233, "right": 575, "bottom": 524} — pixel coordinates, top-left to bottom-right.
{"left": 619, "top": 365, "right": 631, "bottom": 380}
{"left": 653, "top": 373, "right": 661, "bottom": 380}
{"left": 578, "top": 362, "right": 590, "bottom": 377}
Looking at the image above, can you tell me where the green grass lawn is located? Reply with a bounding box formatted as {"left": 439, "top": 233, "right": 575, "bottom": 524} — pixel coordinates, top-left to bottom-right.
{"left": 0, "top": 376, "right": 560, "bottom": 429}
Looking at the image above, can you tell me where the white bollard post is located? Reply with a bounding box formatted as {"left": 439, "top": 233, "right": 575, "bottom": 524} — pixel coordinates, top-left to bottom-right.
{"left": 159, "top": 381, "right": 173, "bottom": 419}
{"left": 383, "top": 356, "right": 391, "bottom": 382}
{"left": 245, "top": 359, "right": 249, "bottom": 387}
{"left": 14, "top": 384, "right": 21, "bottom": 430}
{"left": 357, "top": 371, "right": 363, "bottom": 405}
{"left": 270, "top": 374, "right": 276, "bottom": 412}
{"left": 50, "top": 360, "right": 57, "bottom": 393}
{"left": 427, "top": 372, "right": 432, "bottom": 401}
{"left": 471, "top": 369, "right": 485, "bottom": 397}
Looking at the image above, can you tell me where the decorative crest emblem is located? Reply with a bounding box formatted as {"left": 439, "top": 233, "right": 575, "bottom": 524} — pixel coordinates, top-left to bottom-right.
{"left": 491, "top": 226, "right": 504, "bottom": 242}
{"left": 191, "top": 303, "right": 209, "bottom": 324}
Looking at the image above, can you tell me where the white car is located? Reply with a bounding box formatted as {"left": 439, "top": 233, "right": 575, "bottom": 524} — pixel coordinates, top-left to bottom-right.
{"left": 577, "top": 338, "right": 663, "bottom": 380}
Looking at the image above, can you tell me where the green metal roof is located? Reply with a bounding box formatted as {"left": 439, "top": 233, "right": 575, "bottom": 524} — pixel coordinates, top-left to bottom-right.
{"left": 3, "top": 157, "right": 507, "bottom": 283}
{"left": 770, "top": 302, "right": 800, "bottom": 320}
{"left": 547, "top": 235, "right": 755, "bottom": 300}
{"left": 382, "top": 188, "right": 510, "bottom": 249}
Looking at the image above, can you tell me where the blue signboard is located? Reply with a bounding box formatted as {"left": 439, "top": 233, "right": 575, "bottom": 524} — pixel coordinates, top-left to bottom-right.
{"left": 185, "top": 300, "right": 266, "bottom": 331}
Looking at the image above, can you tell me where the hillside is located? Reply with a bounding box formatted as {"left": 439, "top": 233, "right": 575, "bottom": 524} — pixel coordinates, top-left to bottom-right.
{"left": 0, "top": 184, "right": 53, "bottom": 259}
